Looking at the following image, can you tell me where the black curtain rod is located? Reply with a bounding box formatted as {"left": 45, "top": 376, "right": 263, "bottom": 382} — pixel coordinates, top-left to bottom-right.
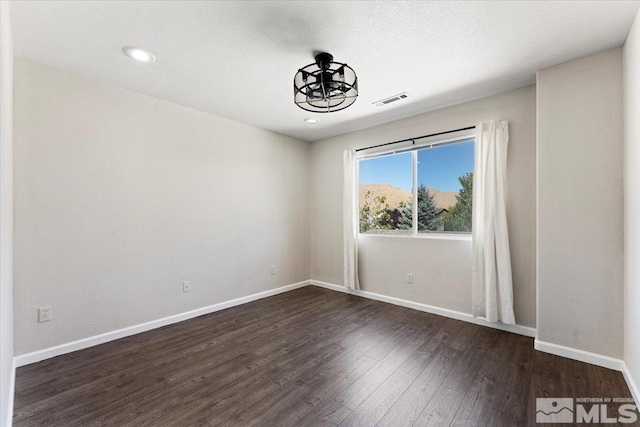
{"left": 355, "top": 125, "right": 476, "bottom": 153}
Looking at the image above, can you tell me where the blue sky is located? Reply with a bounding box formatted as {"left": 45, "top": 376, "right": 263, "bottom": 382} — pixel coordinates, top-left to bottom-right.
{"left": 359, "top": 139, "right": 474, "bottom": 192}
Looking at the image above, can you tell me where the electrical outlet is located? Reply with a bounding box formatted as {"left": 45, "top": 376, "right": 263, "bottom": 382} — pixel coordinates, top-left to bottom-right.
{"left": 183, "top": 281, "right": 192, "bottom": 293}
{"left": 406, "top": 273, "right": 414, "bottom": 284}
{"left": 38, "top": 306, "right": 52, "bottom": 323}
{"left": 270, "top": 265, "right": 276, "bottom": 275}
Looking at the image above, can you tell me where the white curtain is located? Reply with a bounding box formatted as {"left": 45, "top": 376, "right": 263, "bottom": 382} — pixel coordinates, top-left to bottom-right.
{"left": 343, "top": 149, "right": 360, "bottom": 290}
{"left": 472, "top": 120, "right": 515, "bottom": 324}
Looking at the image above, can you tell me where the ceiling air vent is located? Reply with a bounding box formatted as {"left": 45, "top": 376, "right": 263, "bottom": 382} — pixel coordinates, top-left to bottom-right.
{"left": 373, "top": 92, "right": 410, "bottom": 107}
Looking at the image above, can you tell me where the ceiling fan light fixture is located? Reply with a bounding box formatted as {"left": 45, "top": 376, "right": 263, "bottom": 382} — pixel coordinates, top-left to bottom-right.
{"left": 294, "top": 52, "right": 358, "bottom": 113}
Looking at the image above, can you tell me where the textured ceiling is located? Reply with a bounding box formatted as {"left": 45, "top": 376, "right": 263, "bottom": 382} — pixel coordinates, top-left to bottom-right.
{"left": 10, "top": 1, "right": 640, "bottom": 142}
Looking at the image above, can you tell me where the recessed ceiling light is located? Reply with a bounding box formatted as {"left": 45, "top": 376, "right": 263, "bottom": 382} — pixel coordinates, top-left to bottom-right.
{"left": 123, "top": 46, "right": 156, "bottom": 63}
{"left": 304, "top": 118, "right": 318, "bottom": 124}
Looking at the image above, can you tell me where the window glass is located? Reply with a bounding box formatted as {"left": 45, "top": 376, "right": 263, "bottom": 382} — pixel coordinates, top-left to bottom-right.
{"left": 358, "top": 136, "right": 474, "bottom": 236}
{"left": 358, "top": 152, "right": 412, "bottom": 234}
{"left": 417, "top": 139, "right": 474, "bottom": 233}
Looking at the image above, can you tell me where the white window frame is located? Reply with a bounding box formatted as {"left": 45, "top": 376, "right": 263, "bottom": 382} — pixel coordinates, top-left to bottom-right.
{"left": 357, "top": 132, "right": 476, "bottom": 241}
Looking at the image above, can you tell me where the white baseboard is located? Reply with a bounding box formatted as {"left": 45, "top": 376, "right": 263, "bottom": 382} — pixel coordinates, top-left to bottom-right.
{"left": 534, "top": 339, "right": 624, "bottom": 371}
{"left": 13, "top": 278, "right": 537, "bottom": 369}
{"left": 14, "top": 280, "right": 310, "bottom": 368}
{"left": 622, "top": 363, "right": 640, "bottom": 404}
{"left": 309, "top": 280, "right": 537, "bottom": 338}
{"left": 6, "top": 358, "right": 15, "bottom": 427}
{"left": 10, "top": 278, "right": 639, "bottom": 408}
{"left": 534, "top": 339, "right": 640, "bottom": 402}
{"left": 311, "top": 280, "right": 639, "bottom": 401}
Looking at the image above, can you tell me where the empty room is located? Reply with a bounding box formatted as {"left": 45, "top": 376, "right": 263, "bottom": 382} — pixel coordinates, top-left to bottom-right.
{"left": 1, "top": 1, "right": 640, "bottom": 426}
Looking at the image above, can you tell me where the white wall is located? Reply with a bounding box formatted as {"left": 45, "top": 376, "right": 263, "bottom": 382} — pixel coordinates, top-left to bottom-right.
{"left": 311, "top": 86, "right": 537, "bottom": 328}
{"left": 0, "top": 1, "right": 14, "bottom": 425}
{"left": 13, "top": 59, "right": 311, "bottom": 356}
{"left": 624, "top": 9, "right": 640, "bottom": 399}
{"left": 537, "top": 48, "right": 624, "bottom": 359}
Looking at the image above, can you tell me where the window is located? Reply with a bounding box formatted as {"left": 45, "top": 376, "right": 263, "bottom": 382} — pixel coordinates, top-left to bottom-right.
{"left": 358, "top": 137, "right": 474, "bottom": 236}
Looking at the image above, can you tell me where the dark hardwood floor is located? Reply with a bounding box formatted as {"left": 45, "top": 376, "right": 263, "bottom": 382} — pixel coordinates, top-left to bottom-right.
{"left": 13, "top": 286, "right": 636, "bottom": 426}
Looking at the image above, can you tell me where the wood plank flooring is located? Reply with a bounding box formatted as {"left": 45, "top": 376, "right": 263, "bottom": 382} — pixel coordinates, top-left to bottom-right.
{"left": 13, "top": 286, "right": 636, "bottom": 426}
